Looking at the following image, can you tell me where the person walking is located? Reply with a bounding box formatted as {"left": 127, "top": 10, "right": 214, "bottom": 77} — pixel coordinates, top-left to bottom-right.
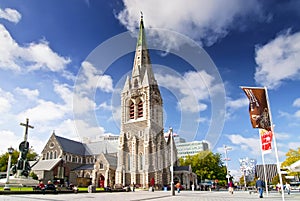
{"left": 255, "top": 177, "right": 265, "bottom": 198}
{"left": 228, "top": 180, "right": 234, "bottom": 194}
{"left": 285, "top": 182, "right": 291, "bottom": 195}
{"left": 175, "top": 182, "right": 181, "bottom": 193}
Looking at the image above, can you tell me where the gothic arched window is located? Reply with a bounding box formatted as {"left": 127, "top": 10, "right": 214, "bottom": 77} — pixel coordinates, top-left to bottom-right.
{"left": 129, "top": 101, "right": 134, "bottom": 119}
{"left": 139, "top": 153, "right": 143, "bottom": 170}
{"left": 128, "top": 154, "right": 131, "bottom": 171}
{"left": 137, "top": 99, "right": 143, "bottom": 118}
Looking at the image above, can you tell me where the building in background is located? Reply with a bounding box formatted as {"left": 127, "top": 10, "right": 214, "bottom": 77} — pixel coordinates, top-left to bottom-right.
{"left": 175, "top": 138, "right": 209, "bottom": 159}
{"left": 255, "top": 164, "right": 278, "bottom": 183}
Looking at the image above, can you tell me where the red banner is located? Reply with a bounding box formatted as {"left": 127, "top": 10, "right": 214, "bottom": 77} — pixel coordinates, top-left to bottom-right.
{"left": 259, "top": 129, "right": 273, "bottom": 154}
{"left": 241, "top": 87, "right": 271, "bottom": 131}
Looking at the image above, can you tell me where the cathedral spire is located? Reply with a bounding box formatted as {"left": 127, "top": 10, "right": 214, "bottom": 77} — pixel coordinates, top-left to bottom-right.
{"left": 130, "top": 13, "right": 156, "bottom": 87}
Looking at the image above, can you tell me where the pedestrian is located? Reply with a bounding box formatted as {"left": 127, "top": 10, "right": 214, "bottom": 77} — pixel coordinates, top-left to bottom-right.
{"left": 228, "top": 180, "right": 234, "bottom": 194}
{"left": 285, "top": 182, "right": 291, "bottom": 195}
{"left": 255, "top": 177, "right": 265, "bottom": 198}
{"left": 276, "top": 182, "right": 281, "bottom": 193}
{"left": 38, "top": 181, "right": 45, "bottom": 194}
{"left": 175, "top": 182, "right": 181, "bottom": 193}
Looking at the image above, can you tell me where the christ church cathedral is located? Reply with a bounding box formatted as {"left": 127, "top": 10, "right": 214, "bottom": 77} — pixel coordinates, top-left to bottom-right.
{"left": 31, "top": 15, "right": 197, "bottom": 190}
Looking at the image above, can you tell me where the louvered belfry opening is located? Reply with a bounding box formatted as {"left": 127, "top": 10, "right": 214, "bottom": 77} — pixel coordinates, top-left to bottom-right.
{"left": 138, "top": 100, "right": 143, "bottom": 118}
{"left": 129, "top": 101, "right": 134, "bottom": 119}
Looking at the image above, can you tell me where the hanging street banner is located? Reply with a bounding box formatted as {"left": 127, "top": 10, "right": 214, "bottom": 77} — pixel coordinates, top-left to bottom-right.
{"left": 259, "top": 129, "right": 273, "bottom": 154}
{"left": 241, "top": 87, "right": 271, "bottom": 131}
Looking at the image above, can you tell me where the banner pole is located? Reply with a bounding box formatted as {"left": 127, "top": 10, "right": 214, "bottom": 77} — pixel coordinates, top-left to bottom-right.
{"left": 264, "top": 87, "right": 284, "bottom": 201}
{"left": 259, "top": 129, "right": 269, "bottom": 196}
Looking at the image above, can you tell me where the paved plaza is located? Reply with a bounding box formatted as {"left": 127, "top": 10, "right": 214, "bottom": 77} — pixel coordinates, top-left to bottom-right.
{"left": 0, "top": 190, "right": 299, "bottom": 201}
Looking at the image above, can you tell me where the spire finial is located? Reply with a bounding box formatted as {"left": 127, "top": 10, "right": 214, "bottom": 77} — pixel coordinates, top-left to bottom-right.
{"left": 140, "top": 11, "right": 143, "bottom": 20}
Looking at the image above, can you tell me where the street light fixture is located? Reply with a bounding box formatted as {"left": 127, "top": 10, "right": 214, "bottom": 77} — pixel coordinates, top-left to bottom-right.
{"left": 4, "top": 147, "right": 14, "bottom": 191}
{"left": 224, "top": 145, "right": 232, "bottom": 184}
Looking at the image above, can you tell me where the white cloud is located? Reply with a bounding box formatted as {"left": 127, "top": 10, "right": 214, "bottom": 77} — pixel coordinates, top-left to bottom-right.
{"left": 0, "top": 8, "right": 21, "bottom": 23}
{"left": 17, "top": 100, "right": 65, "bottom": 123}
{"left": 77, "top": 61, "right": 113, "bottom": 93}
{"left": 156, "top": 70, "right": 222, "bottom": 113}
{"left": 117, "top": 0, "right": 266, "bottom": 49}
{"left": 0, "top": 24, "right": 71, "bottom": 72}
{"left": 293, "top": 98, "right": 300, "bottom": 107}
{"left": 0, "top": 130, "right": 19, "bottom": 154}
{"left": 74, "top": 119, "right": 106, "bottom": 140}
{"left": 255, "top": 30, "right": 300, "bottom": 89}
{"left": 15, "top": 87, "right": 39, "bottom": 100}
{"left": 227, "top": 134, "right": 260, "bottom": 155}
{"left": 227, "top": 97, "right": 249, "bottom": 110}
{"left": 0, "top": 88, "right": 14, "bottom": 113}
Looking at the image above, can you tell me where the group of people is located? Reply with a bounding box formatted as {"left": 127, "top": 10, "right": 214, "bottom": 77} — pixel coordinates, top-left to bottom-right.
{"left": 38, "top": 180, "right": 57, "bottom": 193}
{"left": 226, "top": 178, "right": 292, "bottom": 199}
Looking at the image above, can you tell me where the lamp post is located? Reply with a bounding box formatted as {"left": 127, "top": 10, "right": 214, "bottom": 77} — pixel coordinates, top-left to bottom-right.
{"left": 170, "top": 127, "right": 175, "bottom": 196}
{"left": 224, "top": 145, "right": 232, "bottom": 184}
{"left": 4, "top": 147, "right": 14, "bottom": 191}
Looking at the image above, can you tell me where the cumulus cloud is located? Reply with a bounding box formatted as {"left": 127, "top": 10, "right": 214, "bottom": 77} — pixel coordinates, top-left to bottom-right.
{"left": 254, "top": 30, "right": 300, "bottom": 89}
{"left": 0, "top": 24, "right": 71, "bottom": 72}
{"left": 0, "top": 88, "right": 14, "bottom": 113}
{"left": 116, "top": 0, "right": 266, "bottom": 49}
{"left": 227, "top": 134, "right": 260, "bottom": 155}
{"left": 15, "top": 87, "right": 39, "bottom": 100}
{"left": 0, "top": 130, "right": 20, "bottom": 153}
{"left": 156, "top": 70, "right": 222, "bottom": 113}
{"left": 293, "top": 98, "right": 300, "bottom": 107}
{"left": 18, "top": 100, "right": 66, "bottom": 123}
{"left": 76, "top": 61, "right": 113, "bottom": 93}
{"left": 0, "top": 8, "right": 21, "bottom": 23}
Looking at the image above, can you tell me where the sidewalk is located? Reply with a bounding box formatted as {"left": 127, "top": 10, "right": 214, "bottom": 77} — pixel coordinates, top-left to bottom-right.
{"left": 0, "top": 190, "right": 299, "bottom": 201}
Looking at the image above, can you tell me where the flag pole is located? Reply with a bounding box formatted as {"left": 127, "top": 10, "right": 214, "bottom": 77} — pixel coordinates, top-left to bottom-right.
{"left": 259, "top": 129, "right": 269, "bottom": 197}
{"left": 264, "top": 87, "right": 284, "bottom": 201}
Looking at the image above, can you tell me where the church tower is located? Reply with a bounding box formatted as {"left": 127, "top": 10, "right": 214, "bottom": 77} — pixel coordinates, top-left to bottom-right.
{"left": 115, "top": 15, "right": 170, "bottom": 188}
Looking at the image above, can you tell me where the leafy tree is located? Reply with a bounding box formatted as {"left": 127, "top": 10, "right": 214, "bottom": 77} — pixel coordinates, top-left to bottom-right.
{"left": 281, "top": 147, "right": 300, "bottom": 176}
{"left": 179, "top": 150, "right": 227, "bottom": 183}
{"left": 272, "top": 174, "right": 287, "bottom": 185}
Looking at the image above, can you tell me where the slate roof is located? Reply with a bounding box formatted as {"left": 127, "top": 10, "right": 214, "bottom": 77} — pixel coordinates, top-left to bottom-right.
{"left": 31, "top": 158, "right": 61, "bottom": 171}
{"left": 72, "top": 164, "right": 94, "bottom": 171}
{"left": 54, "top": 134, "right": 118, "bottom": 156}
{"left": 84, "top": 141, "right": 119, "bottom": 155}
{"left": 55, "top": 135, "right": 86, "bottom": 155}
{"left": 103, "top": 153, "right": 118, "bottom": 169}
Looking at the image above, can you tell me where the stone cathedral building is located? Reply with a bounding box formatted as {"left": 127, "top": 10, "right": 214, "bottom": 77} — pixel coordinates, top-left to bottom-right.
{"left": 31, "top": 16, "right": 197, "bottom": 190}
{"left": 115, "top": 15, "right": 172, "bottom": 188}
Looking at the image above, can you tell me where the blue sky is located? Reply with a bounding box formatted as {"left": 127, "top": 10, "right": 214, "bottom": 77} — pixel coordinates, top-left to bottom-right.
{"left": 0, "top": 0, "right": 300, "bottom": 179}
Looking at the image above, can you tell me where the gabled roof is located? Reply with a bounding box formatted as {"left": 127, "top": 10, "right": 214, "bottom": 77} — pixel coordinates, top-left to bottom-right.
{"left": 84, "top": 141, "right": 118, "bottom": 155}
{"left": 55, "top": 135, "right": 86, "bottom": 155}
{"left": 72, "top": 164, "right": 94, "bottom": 171}
{"left": 103, "top": 153, "right": 118, "bottom": 169}
{"left": 31, "top": 158, "right": 61, "bottom": 171}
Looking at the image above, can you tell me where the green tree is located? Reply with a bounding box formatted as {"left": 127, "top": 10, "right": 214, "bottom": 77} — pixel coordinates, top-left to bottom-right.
{"left": 179, "top": 150, "right": 227, "bottom": 183}
{"left": 281, "top": 147, "right": 300, "bottom": 176}
{"left": 272, "top": 174, "right": 287, "bottom": 185}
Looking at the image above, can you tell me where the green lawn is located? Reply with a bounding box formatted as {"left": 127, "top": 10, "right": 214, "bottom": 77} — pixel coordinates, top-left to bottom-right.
{"left": 0, "top": 186, "right": 105, "bottom": 192}
{"left": 0, "top": 187, "right": 33, "bottom": 191}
